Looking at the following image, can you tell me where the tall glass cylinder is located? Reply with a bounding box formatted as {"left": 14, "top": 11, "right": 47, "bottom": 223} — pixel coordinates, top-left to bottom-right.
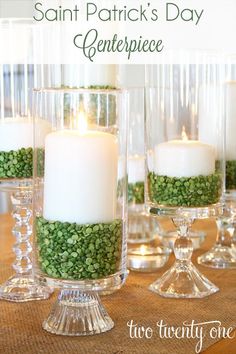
{"left": 198, "top": 61, "right": 236, "bottom": 268}
{"left": 145, "top": 60, "right": 224, "bottom": 298}
{"left": 127, "top": 87, "right": 154, "bottom": 241}
{"left": 126, "top": 88, "right": 168, "bottom": 272}
{"left": 225, "top": 63, "right": 236, "bottom": 195}
{"left": 33, "top": 88, "right": 128, "bottom": 335}
{"left": 0, "top": 19, "right": 52, "bottom": 302}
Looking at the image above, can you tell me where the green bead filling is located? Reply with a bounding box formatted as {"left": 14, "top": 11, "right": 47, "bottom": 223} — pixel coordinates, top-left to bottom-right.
{"left": 128, "top": 182, "right": 144, "bottom": 204}
{"left": 36, "top": 148, "right": 45, "bottom": 177}
{"left": 0, "top": 147, "right": 33, "bottom": 178}
{"left": 36, "top": 217, "right": 123, "bottom": 280}
{"left": 148, "top": 172, "right": 222, "bottom": 207}
{"left": 226, "top": 160, "right": 236, "bottom": 190}
{"left": 0, "top": 147, "right": 45, "bottom": 179}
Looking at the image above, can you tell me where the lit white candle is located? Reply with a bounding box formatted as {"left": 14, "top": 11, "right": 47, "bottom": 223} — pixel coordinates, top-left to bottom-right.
{"left": 43, "top": 126, "right": 118, "bottom": 224}
{"left": 147, "top": 149, "right": 154, "bottom": 172}
{"left": 128, "top": 245, "right": 169, "bottom": 271}
{"left": 154, "top": 139, "right": 215, "bottom": 178}
{"left": 128, "top": 155, "right": 145, "bottom": 183}
{"left": 0, "top": 117, "right": 51, "bottom": 151}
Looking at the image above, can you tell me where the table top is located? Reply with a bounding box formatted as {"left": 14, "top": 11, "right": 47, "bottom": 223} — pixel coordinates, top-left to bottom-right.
{"left": 0, "top": 213, "right": 236, "bottom": 354}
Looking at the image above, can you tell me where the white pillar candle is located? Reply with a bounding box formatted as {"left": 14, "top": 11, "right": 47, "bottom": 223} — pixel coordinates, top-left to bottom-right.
{"left": 128, "top": 155, "right": 145, "bottom": 183}
{"left": 62, "top": 64, "right": 117, "bottom": 88}
{"left": 147, "top": 149, "right": 154, "bottom": 172}
{"left": 0, "top": 117, "right": 51, "bottom": 151}
{"left": 43, "top": 130, "right": 118, "bottom": 224}
{"left": 154, "top": 140, "right": 216, "bottom": 178}
{"left": 225, "top": 81, "right": 236, "bottom": 160}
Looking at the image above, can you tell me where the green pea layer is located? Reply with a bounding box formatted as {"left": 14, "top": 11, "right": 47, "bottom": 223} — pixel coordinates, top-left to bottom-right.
{"left": 148, "top": 172, "right": 222, "bottom": 207}
{"left": 0, "top": 148, "right": 33, "bottom": 178}
{"left": 128, "top": 182, "right": 144, "bottom": 204}
{"left": 36, "top": 217, "right": 122, "bottom": 281}
{"left": 226, "top": 160, "right": 236, "bottom": 190}
{"left": 0, "top": 147, "right": 45, "bottom": 179}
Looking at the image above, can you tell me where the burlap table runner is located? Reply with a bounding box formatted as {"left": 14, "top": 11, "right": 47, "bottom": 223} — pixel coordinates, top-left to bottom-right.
{"left": 0, "top": 215, "right": 236, "bottom": 354}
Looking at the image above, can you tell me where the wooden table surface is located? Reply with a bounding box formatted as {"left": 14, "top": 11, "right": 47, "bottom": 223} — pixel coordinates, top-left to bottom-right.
{"left": 0, "top": 213, "right": 235, "bottom": 354}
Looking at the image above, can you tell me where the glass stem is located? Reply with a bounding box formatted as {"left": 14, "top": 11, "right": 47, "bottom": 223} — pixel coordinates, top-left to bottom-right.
{"left": 172, "top": 218, "right": 194, "bottom": 263}
{"left": 215, "top": 218, "right": 232, "bottom": 247}
{"left": 11, "top": 190, "right": 33, "bottom": 275}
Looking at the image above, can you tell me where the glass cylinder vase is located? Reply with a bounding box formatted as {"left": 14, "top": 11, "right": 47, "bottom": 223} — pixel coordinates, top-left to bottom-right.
{"left": 145, "top": 59, "right": 224, "bottom": 298}
{"left": 198, "top": 61, "right": 236, "bottom": 268}
{"left": 33, "top": 88, "right": 128, "bottom": 335}
{"left": 0, "top": 19, "right": 52, "bottom": 302}
{"left": 126, "top": 88, "right": 169, "bottom": 272}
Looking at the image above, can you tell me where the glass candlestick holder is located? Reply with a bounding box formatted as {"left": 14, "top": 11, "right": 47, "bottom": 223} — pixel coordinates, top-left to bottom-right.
{"left": 145, "top": 61, "right": 224, "bottom": 298}
{"left": 0, "top": 22, "right": 53, "bottom": 303}
{"left": 33, "top": 88, "right": 128, "bottom": 335}
{"left": 0, "top": 180, "right": 52, "bottom": 302}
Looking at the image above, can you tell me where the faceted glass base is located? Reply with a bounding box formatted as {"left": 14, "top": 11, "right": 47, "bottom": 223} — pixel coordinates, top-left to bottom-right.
{"left": 149, "top": 260, "right": 219, "bottom": 298}
{"left": 37, "top": 270, "right": 128, "bottom": 296}
{"left": 198, "top": 245, "right": 236, "bottom": 269}
{"left": 0, "top": 274, "right": 53, "bottom": 302}
{"left": 43, "top": 289, "right": 114, "bottom": 336}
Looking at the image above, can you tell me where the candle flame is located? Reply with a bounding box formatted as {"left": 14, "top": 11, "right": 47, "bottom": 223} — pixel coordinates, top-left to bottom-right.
{"left": 140, "top": 245, "right": 148, "bottom": 256}
{"left": 181, "top": 126, "right": 188, "bottom": 141}
{"left": 77, "top": 111, "right": 88, "bottom": 134}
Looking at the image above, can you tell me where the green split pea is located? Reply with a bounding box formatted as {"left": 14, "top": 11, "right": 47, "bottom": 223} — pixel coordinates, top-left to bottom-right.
{"left": 148, "top": 172, "right": 222, "bottom": 207}
{"left": 0, "top": 148, "right": 33, "bottom": 178}
{"left": 226, "top": 160, "right": 236, "bottom": 190}
{"left": 36, "top": 217, "right": 122, "bottom": 280}
{"left": 0, "top": 147, "right": 45, "bottom": 179}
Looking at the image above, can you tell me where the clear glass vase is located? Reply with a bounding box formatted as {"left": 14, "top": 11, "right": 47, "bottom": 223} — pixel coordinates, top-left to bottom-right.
{"left": 126, "top": 88, "right": 168, "bottom": 272}
{"left": 198, "top": 62, "right": 236, "bottom": 268}
{"left": 33, "top": 88, "right": 128, "bottom": 335}
{"left": 145, "top": 58, "right": 224, "bottom": 298}
{"left": 0, "top": 19, "right": 53, "bottom": 302}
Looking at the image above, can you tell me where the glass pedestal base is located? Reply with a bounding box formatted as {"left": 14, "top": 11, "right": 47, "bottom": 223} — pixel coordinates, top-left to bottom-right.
{"left": 149, "top": 260, "right": 219, "bottom": 298}
{"left": 0, "top": 274, "right": 52, "bottom": 302}
{"left": 43, "top": 289, "right": 114, "bottom": 336}
{"left": 198, "top": 245, "right": 236, "bottom": 269}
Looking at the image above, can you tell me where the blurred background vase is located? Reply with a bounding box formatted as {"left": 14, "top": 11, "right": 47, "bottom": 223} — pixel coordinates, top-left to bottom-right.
{"left": 198, "top": 60, "right": 236, "bottom": 268}
{"left": 0, "top": 19, "right": 52, "bottom": 301}
{"left": 126, "top": 87, "right": 169, "bottom": 272}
